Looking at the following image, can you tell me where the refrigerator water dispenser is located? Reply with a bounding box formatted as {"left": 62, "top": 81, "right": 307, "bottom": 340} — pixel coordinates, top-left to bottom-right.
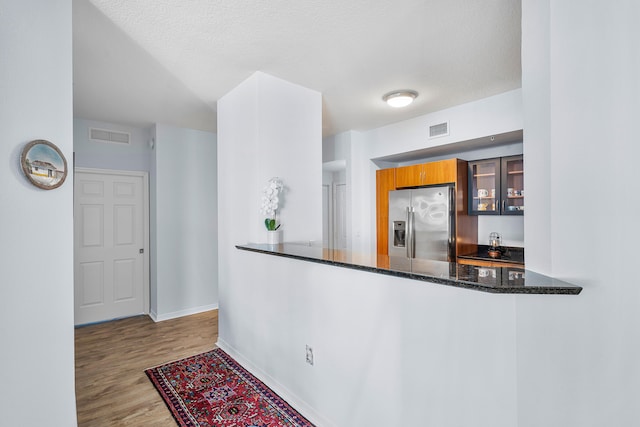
{"left": 393, "top": 221, "right": 406, "bottom": 247}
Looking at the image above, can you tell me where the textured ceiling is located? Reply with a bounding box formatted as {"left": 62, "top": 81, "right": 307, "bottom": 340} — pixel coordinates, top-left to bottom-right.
{"left": 73, "top": 0, "right": 521, "bottom": 137}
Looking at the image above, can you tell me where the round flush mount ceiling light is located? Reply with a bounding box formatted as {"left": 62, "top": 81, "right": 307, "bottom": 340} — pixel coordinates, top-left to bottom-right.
{"left": 382, "top": 90, "right": 418, "bottom": 108}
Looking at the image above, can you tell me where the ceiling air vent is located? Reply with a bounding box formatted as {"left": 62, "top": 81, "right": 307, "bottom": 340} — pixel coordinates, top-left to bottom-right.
{"left": 429, "top": 121, "right": 449, "bottom": 139}
{"left": 89, "top": 128, "right": 131, "bottom": 145}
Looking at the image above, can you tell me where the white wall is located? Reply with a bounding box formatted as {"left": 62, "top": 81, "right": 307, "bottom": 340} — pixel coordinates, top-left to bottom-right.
{"left": 151, "top": 124, "right": 218, "bottom": 320}
{"left": 325, "top": 104, "right": 528, "bottom": 251}
{"left": 0, "top": 0, "right": 77, "bottom": 425}
{"left": 327, "top": 103, "right": 527, "bottom": 251}
{"left": 217, "top": 9, "right": 640, "bottom": 421}
{"left": 350, "top": 89, "right": 524, "bottom": 253}
{"left": 363, "top": 89, "right": 523, "bottom": 160}
{"left": 74, "top": 118, "right": 153, "bottom": 171}
{"left": 348, "top": 131, "right": 372, "bottom": 253}
{"left": 217, "top": 71, "right": 322, "bottom": 247}
{"left": 477, "top": 216, "right": 524, "bottom": 247}
{"left": 206, "top": 2, "right": 639, "bottom": 426}
{"left": 323, "top": 131, "right": 359, "bottom": 250}
{"left": 227, "top": 251, "right": 518, "bottom": 427}
{"left": 517, "top": 1, "right": 640, "bottom": 426}
{"left": 521, "top": 0, "right": 551, "bottom": 274}
{"left": 149, "top": 125, "right": 159, "bottom": 314}
{"left": 218, "top": 74, "right": 519, "bottom": 426}
{"left": 217, "top": 71, "right": 326, "bottom": 415}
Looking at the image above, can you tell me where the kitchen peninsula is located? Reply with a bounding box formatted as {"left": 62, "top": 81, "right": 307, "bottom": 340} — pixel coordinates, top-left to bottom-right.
{"left": 236, "top": 243, "right": 581, "bottom": 295}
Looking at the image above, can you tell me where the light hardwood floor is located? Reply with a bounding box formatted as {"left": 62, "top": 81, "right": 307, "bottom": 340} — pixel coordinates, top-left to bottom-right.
{"left": 75, "top": 310, "right": 218, "bottom": 426}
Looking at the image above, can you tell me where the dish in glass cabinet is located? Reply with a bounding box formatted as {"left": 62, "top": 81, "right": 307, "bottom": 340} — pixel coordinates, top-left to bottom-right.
{"left": 478, "top": 268, "right": 496, "bottom": 278}
{"left": 509, "top": 271, "right": 524, "bottom": 280}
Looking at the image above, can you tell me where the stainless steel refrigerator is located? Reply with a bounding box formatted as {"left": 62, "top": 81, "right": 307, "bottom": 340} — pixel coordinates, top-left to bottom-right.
{"left": 388, "top": 184, "right": 456, "bottom": 270}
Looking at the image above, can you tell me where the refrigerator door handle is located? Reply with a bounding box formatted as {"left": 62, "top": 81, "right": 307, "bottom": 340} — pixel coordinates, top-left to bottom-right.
{"left": 448, "top": 186, "right": 456, "bottom": 260}
{"left": 407, "top": 207, "right": 416, "bottom": 259}
{"left": 406, "top": 206, "right": 412, "bottom": 258}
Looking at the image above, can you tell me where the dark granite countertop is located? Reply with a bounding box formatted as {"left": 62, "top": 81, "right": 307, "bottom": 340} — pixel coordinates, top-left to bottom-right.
{"left": 458, "top": 245, "right": 525, "bottom": 265}
{"left": 236, "top": 243, "right": 582, "bottom": 295}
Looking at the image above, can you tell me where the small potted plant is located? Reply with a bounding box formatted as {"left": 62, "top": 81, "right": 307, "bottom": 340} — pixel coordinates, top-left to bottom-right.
{"left": 260, "top": 177, "right": 284, "bottom": 244}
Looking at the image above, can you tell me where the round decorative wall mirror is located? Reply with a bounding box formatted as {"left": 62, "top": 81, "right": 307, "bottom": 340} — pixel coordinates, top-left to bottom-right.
{"left": 20, "top": 139, "right": 68, "bottom": 190}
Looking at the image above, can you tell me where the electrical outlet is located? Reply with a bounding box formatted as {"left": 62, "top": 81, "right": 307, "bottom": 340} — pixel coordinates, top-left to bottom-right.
{"left": 305, "top": 345, "right": 314, "bottom": 366}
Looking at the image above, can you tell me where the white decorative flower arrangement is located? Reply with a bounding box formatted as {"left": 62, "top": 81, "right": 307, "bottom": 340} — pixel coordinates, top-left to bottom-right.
{"left": 260, "top": 177, "right": 284, "bottom": 231}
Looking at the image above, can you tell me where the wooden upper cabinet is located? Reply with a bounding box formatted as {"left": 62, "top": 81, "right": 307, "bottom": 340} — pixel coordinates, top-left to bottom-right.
{"left": 395, "top": 159, "right": 457, "bottom": 188}
{"left": 376, "top": 158, "right": 478, "bottom": 259}
{"left": 395, "top": 164, "right": 424, "bottom": 188}
{"left": 423, "top": 159, "right": 457, "bottom": 185}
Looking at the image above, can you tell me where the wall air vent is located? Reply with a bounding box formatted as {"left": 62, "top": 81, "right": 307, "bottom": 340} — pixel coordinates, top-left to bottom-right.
{"left": 89, "top": 128, "right": 131, "bottom": 145}
{"left": 429, "top": 121, "right": 449, "bottom": 139}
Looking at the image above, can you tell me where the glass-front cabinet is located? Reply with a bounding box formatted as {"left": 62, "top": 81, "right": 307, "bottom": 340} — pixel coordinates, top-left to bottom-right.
{"left": 501, "top": 155, "right": 524, "bottom": 215}
{"left": 469, "top": 158, "right": 500, "bottom": 214}
{"left": 468, "top": 155, "right": 523, "bottom": 215}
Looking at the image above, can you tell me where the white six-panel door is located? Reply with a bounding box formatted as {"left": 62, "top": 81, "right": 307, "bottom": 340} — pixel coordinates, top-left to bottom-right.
{"left": 74, "top": 169, "right": 148, "bottom": 325}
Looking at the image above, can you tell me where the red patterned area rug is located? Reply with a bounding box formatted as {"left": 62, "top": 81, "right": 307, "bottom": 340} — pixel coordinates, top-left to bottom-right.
{"left": 145, "top": 348, "right": 315, "bottom": 427}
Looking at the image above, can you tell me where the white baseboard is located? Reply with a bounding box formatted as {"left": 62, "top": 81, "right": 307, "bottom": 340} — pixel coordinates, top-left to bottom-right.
{"left": 150, "top": 303, "right": 218, "bottom": 322}
{"left": 216, "top": 338, "right": 335, "bottom": 427}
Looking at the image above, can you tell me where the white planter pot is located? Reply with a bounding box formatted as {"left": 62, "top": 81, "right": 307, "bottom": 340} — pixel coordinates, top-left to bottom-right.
{"left": 266, "top": 230, "right": 282, "bottom": 245}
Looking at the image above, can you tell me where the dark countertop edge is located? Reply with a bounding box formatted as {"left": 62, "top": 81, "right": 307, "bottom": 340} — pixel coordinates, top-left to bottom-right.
{"left": 235, "top": 245, "right": 582, "bottom": 295}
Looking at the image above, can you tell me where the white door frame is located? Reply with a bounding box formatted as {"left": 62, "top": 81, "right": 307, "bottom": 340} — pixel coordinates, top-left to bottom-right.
{"left": 333, "top": 181, "right": 347, "bottom": 249}
{"left": 322, "top": 184, "right": 334, "bottom": 250}
{"left": 74, "top": 167, "right": 150, "bottom": 317}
